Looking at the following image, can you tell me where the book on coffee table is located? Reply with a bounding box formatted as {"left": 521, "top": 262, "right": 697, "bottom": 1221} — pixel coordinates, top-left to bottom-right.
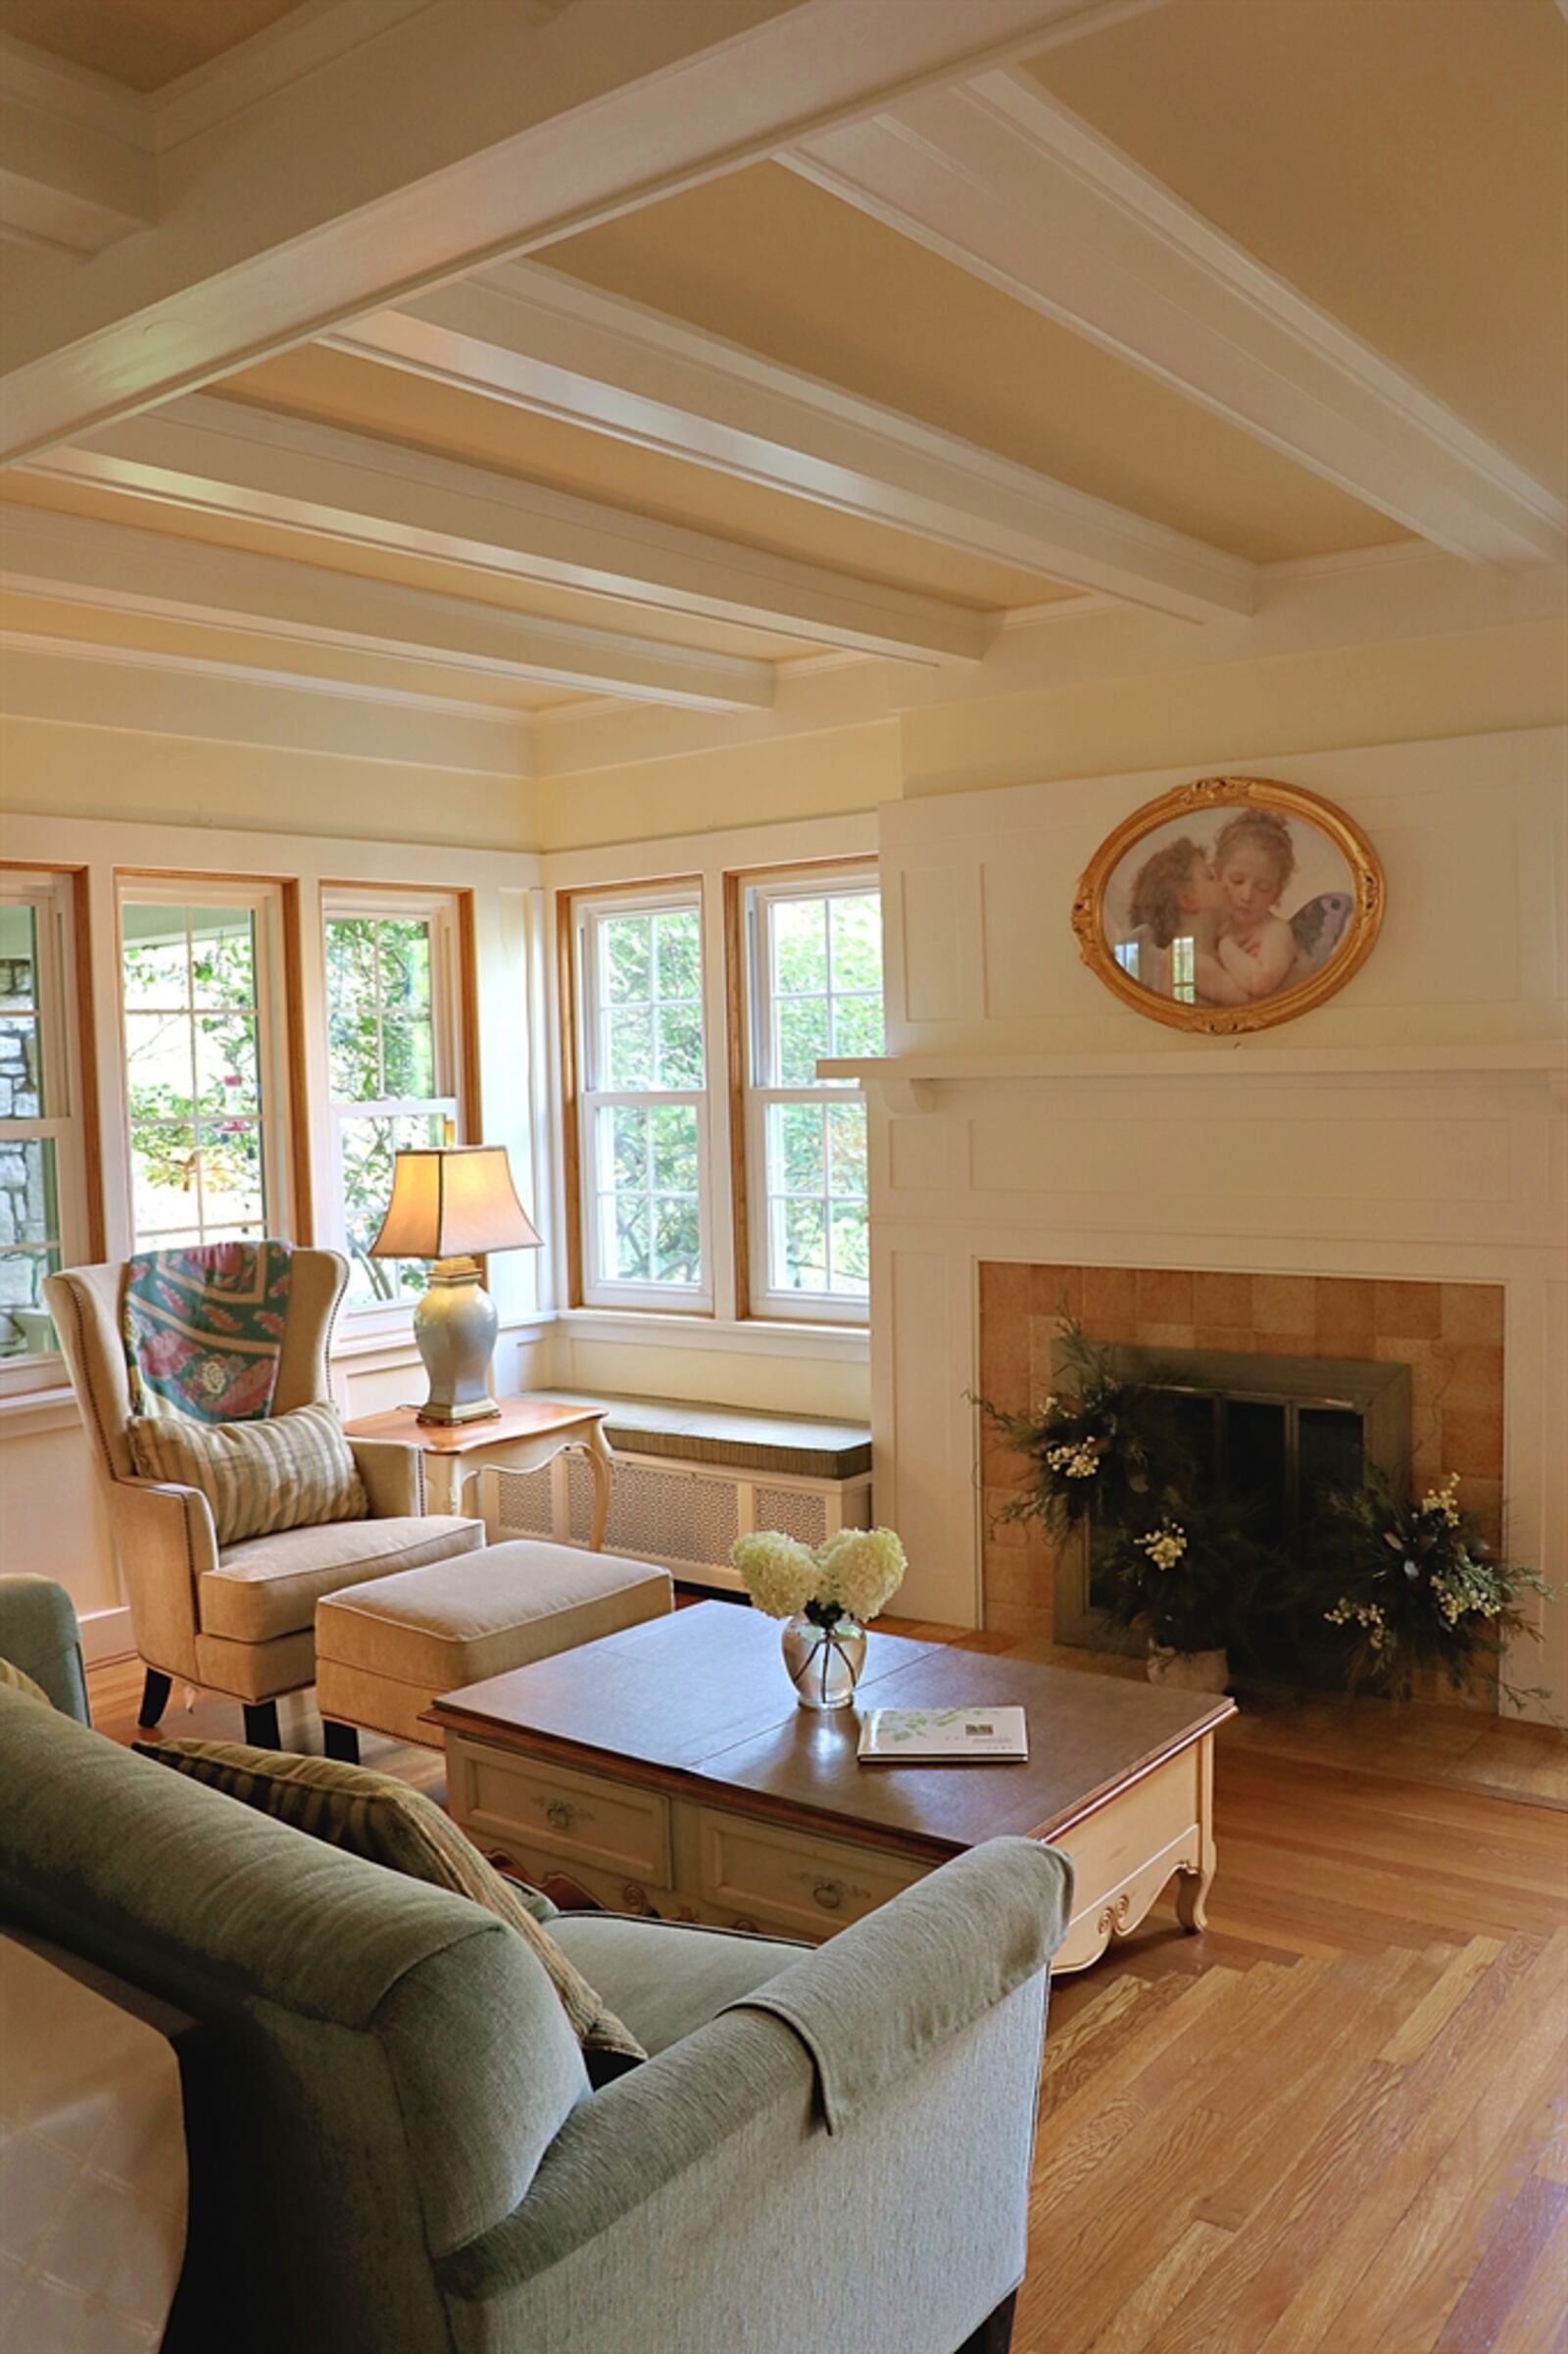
{"left": 858, "top": 1705, "right": 1029, "bottom": 1763}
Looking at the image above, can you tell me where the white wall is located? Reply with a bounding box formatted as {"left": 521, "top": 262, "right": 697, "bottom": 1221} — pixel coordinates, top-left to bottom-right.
{"left": 866, "top": 726, "right": 1568, "bottom": 1720}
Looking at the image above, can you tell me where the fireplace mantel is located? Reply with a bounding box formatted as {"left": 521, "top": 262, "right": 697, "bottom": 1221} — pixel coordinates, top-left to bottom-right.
{"left": 823, "top": 1039, "right": 1568, "bottom": 1114}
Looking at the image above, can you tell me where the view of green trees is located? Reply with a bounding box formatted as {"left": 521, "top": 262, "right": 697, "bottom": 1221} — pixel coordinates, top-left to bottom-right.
{"left": 122, "top": 906, "right": 266, "bottom": 1246}
{"left": 325, "top": 915, "right": 447, "bottom": 1304}
{"left": 763, "top": 890, "right": 880, "bottom": 1297}
{"left": 596, "top": 907, "right": 704, "bottom": 1286}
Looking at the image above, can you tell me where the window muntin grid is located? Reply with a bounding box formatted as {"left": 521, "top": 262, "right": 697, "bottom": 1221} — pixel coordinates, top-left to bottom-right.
{"left": 122, "top": 900, "right": 271, "bottom": 1251}
{"left": 747, "top": 877, "right": 882, "bottom": 1319}
{"left": 323, "top": 905, "right": 460, "bottom": 1310}
{"left": 577, "top": 895, "right": 710, "bottom": 1308}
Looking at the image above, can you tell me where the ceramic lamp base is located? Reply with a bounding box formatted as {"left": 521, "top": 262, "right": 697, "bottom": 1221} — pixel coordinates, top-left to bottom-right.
{"left": 413, "top": 1256, "right": 502, "bottom": 1425}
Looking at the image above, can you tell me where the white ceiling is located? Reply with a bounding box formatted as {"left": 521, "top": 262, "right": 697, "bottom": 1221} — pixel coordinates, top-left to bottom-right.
{"left": 0, "top": 0, "right": 1562, "bottom": 747}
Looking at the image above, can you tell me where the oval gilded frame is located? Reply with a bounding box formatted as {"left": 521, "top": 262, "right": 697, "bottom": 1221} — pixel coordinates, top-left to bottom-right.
{"left": 1071, "top": 775, "right": 1385, "bottom": 1036}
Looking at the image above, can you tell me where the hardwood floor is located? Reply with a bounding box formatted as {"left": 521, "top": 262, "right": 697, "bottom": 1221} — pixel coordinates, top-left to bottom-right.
{"left": 87, "top": 1634, "right": 1568, "bottom": 2354}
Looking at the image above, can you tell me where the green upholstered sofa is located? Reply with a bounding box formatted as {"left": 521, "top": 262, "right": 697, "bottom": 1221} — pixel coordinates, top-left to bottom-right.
{"left": 0, "top": 1595, "right": 1071, "bottom": 2354}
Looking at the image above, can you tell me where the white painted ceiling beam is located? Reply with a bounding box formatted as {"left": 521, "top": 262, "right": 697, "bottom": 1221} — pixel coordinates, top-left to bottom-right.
{"left": 790, "top": 69, "right": 1567, "bottom": 569}
{"left": 0, "top": 40, "right": 156, "bottom": 256}
{"left": 0, "top": 506, "right": 777, "bottom": 711}
{"left": 26, "top": 396, "right": 989, "bottom": 662}
{"left": 333, "top": 263, "right": 1255, "bottom": 624}
{"left": 0, "top": 0, "right": 1150, "bottom": 461}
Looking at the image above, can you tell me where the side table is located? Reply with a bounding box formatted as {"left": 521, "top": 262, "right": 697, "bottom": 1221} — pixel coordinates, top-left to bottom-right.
{"left": 344, "top": 1397, "right": 615, "bottom": 1548}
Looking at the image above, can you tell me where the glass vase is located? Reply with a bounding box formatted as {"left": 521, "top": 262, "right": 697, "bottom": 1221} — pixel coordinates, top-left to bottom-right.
{"left": 780, "top": 1613, "right": 867, "bottom": 1709}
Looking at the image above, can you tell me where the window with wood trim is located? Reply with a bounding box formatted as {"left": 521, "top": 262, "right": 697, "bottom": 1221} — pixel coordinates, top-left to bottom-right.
{"left": 323, "top": 891, "right": 465, "bottom": 1312}
{"left": 0, "top": 871, "right": 91, "bottom": 1389}
{"left": 739, "top": 867, "right": 882, "bottom": 1323}
{"left": 570, "top": 887, "right": 711, "bottom": 1311}
{"left": 119, "top": 882, "right": 294, "bottom": 1256}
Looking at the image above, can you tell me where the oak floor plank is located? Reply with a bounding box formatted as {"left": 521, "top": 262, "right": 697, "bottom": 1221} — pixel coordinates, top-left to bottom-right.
{"left": 1360, "top": 2076, "right": 1566, "bottom": 2354}
{"left": 1433, "top": 2174, "right": 1568, "bottom": 2354}
{"left": 1491, "top": 2205, "right": 1568, "bottom": 2354}
{"left": 1148, "top": 1936, "right": 1561, "bottom": 2354}
{"left": 1252, "top": 1937, "right": 1568, "bottom": 2352}
{"left": 1079, "top": 2220, "right": 1234, "bottom": 2354}
{"left": 1378, "top": 1935, "right": 1507, "bottom": 2066}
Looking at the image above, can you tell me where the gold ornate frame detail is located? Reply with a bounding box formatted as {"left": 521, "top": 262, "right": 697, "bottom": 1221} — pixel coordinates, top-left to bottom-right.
{"left": 1071, "top": 774, "right": 1385, "bottom": 1036}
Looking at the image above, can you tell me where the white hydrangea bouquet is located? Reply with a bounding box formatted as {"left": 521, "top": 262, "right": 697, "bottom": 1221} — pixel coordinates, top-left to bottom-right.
{"left": 731, "top": 1526, "right": 906, "bottom": 1709}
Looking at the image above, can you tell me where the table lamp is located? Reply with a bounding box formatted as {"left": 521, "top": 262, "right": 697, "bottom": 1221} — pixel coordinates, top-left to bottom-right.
{"left": 369, "top": 1145, "right": 541, "bottom": 1425}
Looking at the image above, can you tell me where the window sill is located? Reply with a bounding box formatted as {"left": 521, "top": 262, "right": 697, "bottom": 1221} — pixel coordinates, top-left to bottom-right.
{"left": 0, "top": 1384, "right": 82, "bottom": 1437}
{"left": 330, "top": 1313, "right": 554, "bottom": 1369}
{"left": 554, "top": 1307, "right": 868, "bottom": 1361}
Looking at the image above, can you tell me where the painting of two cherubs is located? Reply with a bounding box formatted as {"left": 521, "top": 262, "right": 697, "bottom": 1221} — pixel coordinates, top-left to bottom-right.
{"left": 1074, "top": 777, "right": 1384, "bottom": 1033}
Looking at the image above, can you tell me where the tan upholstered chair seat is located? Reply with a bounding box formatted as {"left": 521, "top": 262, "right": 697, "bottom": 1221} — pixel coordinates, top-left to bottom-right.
{"left": 202, "top": 1516, "right": 484, "bottom": 1644}
{"left": 315, "top": 1538, "right": 672, "bottom": 1745}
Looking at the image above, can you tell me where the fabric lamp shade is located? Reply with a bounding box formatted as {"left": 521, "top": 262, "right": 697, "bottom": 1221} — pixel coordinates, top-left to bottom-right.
{"left": 370, "top": 1147, "right": 541, "bottom": 1262}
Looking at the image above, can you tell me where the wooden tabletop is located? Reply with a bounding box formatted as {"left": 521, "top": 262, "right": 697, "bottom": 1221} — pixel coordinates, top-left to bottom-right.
{"left": 430, "top": 1601, "right": 1236, "bottom": 1860}
{"left": 343, "top": 1396, "right": 605, "bottom": 1453}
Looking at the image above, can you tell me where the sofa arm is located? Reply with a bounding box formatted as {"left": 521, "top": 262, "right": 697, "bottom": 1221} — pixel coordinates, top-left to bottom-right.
{"left": 436, "top": 1843, "right": 1071, "bottom": 2354}
{"left": 729, "top": 1836, "right": 1072, "bottom": 2130}
{"left": 350, "top": 1438, "right": 426, "bottom": 1519}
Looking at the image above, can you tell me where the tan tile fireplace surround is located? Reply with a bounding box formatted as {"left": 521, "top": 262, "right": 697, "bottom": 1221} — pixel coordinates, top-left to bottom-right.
{"left": 977, "top": 1262, "right": 1506, "bottom": 1651}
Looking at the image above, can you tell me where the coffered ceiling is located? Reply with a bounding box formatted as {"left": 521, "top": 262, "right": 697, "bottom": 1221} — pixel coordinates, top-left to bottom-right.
{"left": 0, "top": 0, "right": 1561, "bottom": 744}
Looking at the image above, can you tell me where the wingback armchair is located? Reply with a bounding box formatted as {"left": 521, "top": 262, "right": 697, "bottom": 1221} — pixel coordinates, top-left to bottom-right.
{"left": 44, "top": 1251, "right": 483, "bottom": 1742}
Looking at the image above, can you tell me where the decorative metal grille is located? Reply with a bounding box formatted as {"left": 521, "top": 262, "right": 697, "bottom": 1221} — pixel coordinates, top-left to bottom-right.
{"left": 490, "top": 1462, "right": 557, "bottom": 1539}
{"left": 750, "top": 1485, "right": 830, "bottom": 1547}
{"left": 567, "top": 1453, "right": 739, "bottom": 1568}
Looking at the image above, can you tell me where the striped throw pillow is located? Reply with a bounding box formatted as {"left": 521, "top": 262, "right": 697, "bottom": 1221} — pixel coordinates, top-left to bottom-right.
{"left": 132, "top": 1737, "right": 646, "bottom": 2077}
{"left": 125, "top": 1400, "right": 368, "bottom": 1545}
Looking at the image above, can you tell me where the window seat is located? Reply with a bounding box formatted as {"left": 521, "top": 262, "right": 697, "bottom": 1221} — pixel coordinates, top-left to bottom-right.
{"left": 524, "top": 1391, "right": 871, "bottom": 1482}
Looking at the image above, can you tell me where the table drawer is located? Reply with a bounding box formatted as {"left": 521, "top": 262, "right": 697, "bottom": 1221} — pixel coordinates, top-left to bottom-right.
{"left": 448, "top": 1738, "right": 671, "bottom": 1887}
{"left": 683, "top": 1805, "right": 926, "bottom": 1938}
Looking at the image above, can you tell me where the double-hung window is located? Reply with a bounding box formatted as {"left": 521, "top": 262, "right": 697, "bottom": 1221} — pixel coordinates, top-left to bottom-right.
{"left": 323, "top": 893, "right": 463, "bottom": 1312}
{"left": 120, "top": 884, "right": 292, "bottom": 1252}
{"left": 0, "top": 871, "right": 90, "bottom": 1385}
{"left": 741, "top": 868, "right": 883, "bottom": 1323}
{"left": 572, "top": 889, "right": 710, "bottom": 1311}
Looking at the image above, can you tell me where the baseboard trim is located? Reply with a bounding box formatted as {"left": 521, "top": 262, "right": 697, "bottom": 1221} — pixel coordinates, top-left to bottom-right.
{"left": 80, "top": 1604, "right": 134, "bottom": 1666}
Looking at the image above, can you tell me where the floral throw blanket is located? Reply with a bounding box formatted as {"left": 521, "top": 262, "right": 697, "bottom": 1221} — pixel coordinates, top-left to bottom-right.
{"left": 122, "top": 1242, "right": 294, "bottom": 1422}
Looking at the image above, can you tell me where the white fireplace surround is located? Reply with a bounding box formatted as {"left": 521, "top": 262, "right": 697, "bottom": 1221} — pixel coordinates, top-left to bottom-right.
{"left": 852, "top": 729, "right": 1568, "bottom": 1721}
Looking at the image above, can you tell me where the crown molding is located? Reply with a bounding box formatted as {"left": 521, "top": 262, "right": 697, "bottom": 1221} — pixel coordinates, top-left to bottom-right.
{"left": 31, "top": 394, "right": 991, "bottom": 663}
{"left": 334, "top": 259, "right": 1254, "bottom": 624}
{"left": 790, "top": 68, "right": 1566, "bottom": 571}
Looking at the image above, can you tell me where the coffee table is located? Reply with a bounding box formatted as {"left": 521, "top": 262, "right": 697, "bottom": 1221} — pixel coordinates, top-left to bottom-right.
{"left": 430, "top": 1602, "right": 1236, "bottom": 1973}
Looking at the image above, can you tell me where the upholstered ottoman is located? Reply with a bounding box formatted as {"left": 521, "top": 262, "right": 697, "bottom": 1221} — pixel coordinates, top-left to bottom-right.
{"left": 314, "top": 1539, "right": 673, "bottom": 1756}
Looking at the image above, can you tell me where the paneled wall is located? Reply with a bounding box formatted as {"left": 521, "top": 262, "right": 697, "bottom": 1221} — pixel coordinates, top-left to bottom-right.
{"left": 866, "top": 726, "right": 1567, "bottom": 1719}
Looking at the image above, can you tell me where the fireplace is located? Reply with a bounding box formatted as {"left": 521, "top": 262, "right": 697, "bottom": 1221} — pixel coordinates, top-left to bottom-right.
{"left": 977, "top": 1263, "right": 1505, "bottom": 1692}
{"left": 1051, "top": 1339, "right": 1412, "bottom": 1648}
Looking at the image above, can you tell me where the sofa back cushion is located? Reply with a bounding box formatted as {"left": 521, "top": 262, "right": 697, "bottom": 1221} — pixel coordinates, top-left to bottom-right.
{"left": 0, "top": 1687, "right": 589, "bottom": 2354}
{"left": 134, "top": 1737, "right": 645, "bottom": 2074}
{"left": 126, "top": 1400, "right": 368, "bottom": 1545}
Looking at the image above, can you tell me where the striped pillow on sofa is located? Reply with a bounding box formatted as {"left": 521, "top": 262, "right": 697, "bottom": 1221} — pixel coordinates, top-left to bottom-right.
{"left": 132, "top": 1737, "right": 646, "bottom": 2076}
{"left": 126, "top": 1399, "right": 368, "bottom": 1545}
